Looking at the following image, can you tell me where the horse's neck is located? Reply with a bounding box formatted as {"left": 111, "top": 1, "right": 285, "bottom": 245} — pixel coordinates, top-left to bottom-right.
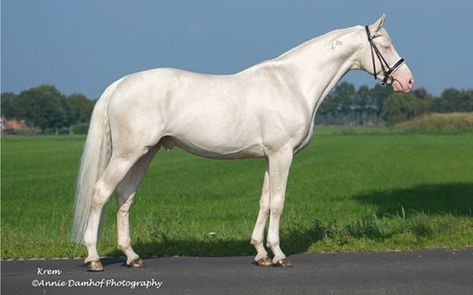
{"left": 276, "top": 27, "right": 362, "bottom": 111}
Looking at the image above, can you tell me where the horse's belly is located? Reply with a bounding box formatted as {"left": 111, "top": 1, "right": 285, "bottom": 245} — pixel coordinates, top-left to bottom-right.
{"left": 159, "top": 132, "right": 265, "bottom": 159}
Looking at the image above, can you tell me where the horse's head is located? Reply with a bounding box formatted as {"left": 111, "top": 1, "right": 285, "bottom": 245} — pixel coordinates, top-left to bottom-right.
{"left": 358, "top": 15, "right": 414, "bottom": 93}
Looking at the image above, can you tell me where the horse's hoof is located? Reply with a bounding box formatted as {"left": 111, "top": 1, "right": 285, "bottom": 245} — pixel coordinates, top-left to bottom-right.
{"left": 127, "top": 258, "right": 144, "bottom": 268}
{"left": 255, "top": 256, "right": 272, "bottom": 266}
{"left": 86, "top": 260, "right": 104, "bottom": 272}
{"left": 273, "top": 257, "right": 293, "bottom": 267}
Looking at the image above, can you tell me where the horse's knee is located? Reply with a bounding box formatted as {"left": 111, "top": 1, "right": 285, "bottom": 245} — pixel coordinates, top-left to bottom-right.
{"left": 259, "top": 205, "right": 270, "bottom": 215}
{"left": 270, "top": 205, "right": 283, "bottom": 217}
{"left": 91, "top": 183, "right": 113, "bottom": 207}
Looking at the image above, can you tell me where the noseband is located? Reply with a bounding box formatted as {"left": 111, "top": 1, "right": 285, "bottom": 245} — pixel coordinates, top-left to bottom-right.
{"left": 365, "top": 26, "right": 404, "bottom": 85}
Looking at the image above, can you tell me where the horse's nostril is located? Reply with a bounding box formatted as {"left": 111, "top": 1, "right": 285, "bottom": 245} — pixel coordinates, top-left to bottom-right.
{"left": 408, "top": 78, "right": 414, "bottom": 85}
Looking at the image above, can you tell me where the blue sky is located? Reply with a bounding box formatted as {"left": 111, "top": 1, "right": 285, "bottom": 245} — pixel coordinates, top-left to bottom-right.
{"left": 2, "top": 0, "right": 472, "bottom": 99}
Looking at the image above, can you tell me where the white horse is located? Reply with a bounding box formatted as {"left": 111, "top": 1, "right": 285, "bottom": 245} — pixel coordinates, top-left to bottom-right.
{"left": 72, "top": 15, "right": 413, "bottom": 271}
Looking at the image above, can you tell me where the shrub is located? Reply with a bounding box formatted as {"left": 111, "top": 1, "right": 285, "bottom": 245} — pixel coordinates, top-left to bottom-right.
{"left": 14, "top": 127, "right": 42, "bottom": 136}
{"left": 71, "top": 123, "right": 89, "bottom": 135}
{"left": 396, "top": 113, "right": 473, "bottom": 131}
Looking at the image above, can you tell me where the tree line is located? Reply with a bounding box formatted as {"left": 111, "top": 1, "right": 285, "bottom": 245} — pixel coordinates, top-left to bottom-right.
{"left": 1, "top": 83, "right": 472, "bottom": 133}
{"left": 1, "top": 85, "right": 95, "bottom": 133}
{"left": 316, "top": 82, "right": 473, "bottom": 125}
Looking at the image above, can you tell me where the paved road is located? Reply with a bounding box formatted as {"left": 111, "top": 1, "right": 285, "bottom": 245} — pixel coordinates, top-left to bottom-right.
{"left": 2, "top": 249, "right": 472, "bottom": 295}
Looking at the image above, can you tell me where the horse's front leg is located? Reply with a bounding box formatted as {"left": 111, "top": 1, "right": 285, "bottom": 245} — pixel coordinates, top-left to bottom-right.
{"left": 267, "top": 147, "right": 293, "bottom": 267}
{"left": 250, "top": 163, "right": 272, "bottom": 266}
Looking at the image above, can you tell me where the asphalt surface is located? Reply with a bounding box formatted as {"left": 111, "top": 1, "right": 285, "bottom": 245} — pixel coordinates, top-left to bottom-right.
{"left": 2, "top": 248, "right": 472, "bottom": 295}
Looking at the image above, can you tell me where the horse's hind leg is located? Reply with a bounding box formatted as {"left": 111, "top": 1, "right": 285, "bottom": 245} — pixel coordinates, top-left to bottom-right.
{"left": 115, "top": 145, "right": 159, "bottom": 267}
{"left": 83, "top": 153, "right": 142, "bottom": 271}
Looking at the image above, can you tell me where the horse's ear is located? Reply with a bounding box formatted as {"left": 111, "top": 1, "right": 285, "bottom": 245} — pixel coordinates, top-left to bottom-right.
{"left": 370, "top": 14, "right": 386, "bottom": 33}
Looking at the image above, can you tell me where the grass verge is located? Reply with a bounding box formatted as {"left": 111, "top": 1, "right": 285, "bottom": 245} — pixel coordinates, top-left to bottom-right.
{"left": 1, "top": 132, "right": 472, "bottom": 259}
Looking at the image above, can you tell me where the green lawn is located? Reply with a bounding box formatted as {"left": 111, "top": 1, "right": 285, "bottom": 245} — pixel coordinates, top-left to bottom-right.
{"left": 1, "top": 129, "right": 473, "bottom": 259}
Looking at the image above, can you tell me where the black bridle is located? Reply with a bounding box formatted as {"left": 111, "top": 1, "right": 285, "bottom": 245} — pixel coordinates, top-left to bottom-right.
{"left": 365, "top": 26, "right": 405, "bottom": 85}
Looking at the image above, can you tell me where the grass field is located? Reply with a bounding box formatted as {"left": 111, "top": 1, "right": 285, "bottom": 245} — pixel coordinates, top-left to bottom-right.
{"left": 1, "top": 128, "right": 473, "bottom": 259}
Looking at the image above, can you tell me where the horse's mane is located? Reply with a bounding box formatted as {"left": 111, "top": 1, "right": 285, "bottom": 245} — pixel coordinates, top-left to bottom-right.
{"left": 275, "top": 26, "right": 359, "bottom": 60}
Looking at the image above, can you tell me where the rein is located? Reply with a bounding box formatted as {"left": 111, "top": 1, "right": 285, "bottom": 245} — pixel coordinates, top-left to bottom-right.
{"left": 365, "top": 26, "right": 404, "bottom": 85}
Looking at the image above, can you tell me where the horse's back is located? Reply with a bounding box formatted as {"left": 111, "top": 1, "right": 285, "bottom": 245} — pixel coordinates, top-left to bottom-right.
{"left": 104, "top": 68, "right": 264, "bottom": 156}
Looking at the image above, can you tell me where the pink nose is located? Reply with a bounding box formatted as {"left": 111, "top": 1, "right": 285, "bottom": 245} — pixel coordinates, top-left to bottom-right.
{"left": 406, "top": 78, "right": 414, "bottom": 92}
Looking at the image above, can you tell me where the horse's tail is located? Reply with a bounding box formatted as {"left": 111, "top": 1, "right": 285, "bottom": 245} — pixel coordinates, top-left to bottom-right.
{"left": 71, "top": 80, "right": 120, "bottom": 244}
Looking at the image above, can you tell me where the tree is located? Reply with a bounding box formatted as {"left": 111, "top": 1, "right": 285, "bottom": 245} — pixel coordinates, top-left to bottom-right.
{"left": 463, "top": 90, "right": 473, "bottom": 112}
{"left": 68, "top": 93, "right": 95, "bottom": 124}
{"left": 354, "top": 85, "right": 370, "bottom": 125}
{"left": 381, "top": 93, "right": 429, "bottom": 125}
{"left": 332, "top": 82, "right": 355, "bottom": 116}
{"left": 1, "top": 92, "right": 19, "bottom": 119}
{"left": 413, "top": 87, "right": 429, "bottom": 100}
{"left": 317, "top": 92, "right": 338, "bottom": 124}
{"left": 369, "top": 84, "right": 394, "bottom": 117}
{"left": 432, "top": 88, "right": 473, "bottom": 113}
{"left": 17, "top": 85, "right": 70, "bottom": 132}
{"left": 412, "top": 87, "right": 433, "bottom": 114}
{"left": 319, "top": 82, "right": 356, "bottom": 124}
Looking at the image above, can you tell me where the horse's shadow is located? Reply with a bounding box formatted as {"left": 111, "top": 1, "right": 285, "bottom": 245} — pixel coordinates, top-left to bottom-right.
{"left": 107, "top": 225, "right": 325, "bottom": 261}
{"left": 107, "top": 182, "right": 473, "bottom": 261}
{"left": 355, "top": 182, "right": 473, "bottom": 217}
